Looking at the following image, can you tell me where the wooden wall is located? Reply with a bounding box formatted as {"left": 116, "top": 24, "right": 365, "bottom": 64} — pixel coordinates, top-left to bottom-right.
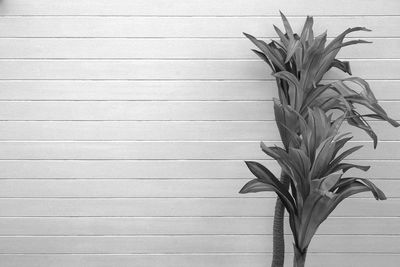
{"left": 0, "top": 1, "right": 399, "bottom": 266}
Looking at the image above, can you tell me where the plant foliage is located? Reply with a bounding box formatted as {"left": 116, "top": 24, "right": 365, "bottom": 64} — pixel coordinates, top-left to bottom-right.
{"left": 239, "top": 12, "right": 397, "bottom": 267}
{"left": 243, "top": 12, "right": 398, "bottom": 148}
{"left": 240, "top": 105, "right": 386, "bottom": 257}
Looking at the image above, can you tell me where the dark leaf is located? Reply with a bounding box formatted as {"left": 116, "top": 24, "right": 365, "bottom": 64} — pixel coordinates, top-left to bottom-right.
{"left": 330, "top": 59, "right": 352, "bottom": 75}
{"left": 244, "top": 161, "right": 297, "bottom": 214}
{"left": 243, "top": 32, "right": 286, "bottom": 71}
{"left": 239, "top": 179, "right": 275, "bottom": 193}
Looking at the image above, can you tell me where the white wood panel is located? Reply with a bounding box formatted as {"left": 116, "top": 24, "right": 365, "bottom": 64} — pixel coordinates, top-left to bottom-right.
{"left": 0, "top": 235, "right": 398, "bottom": 253}
{"left": 0, "top": 121, "right": 396, "bottom": 141}
{"left": 0, "top": 198, "right": 394, "bottom": 217}
{"left": 1, "top": 217, "right": 398, "bottom": 235}
{"left": 0, "top": 160, "right": 397, "bottom": 179}
{"left": 0, "top": 121, "right": 276, "bottom": 141}
{"left": 1, "top": 101, "right": 272, "bottom": 121}
{"left": 0, "top": 179, "right": 396, "bottom": 198}
{"left": 0, "top": 80, "right": 398, "bottom": 100}
{"left": 0, "top": 254, "right": 399, "bottom": 267}
{"left": 0, "top": 101, "right": 397, "bottom": 121}
{"left": 0, "top": 0, "right": 398, "bottom": 263}
{"left": 0, "top": 141, "right": 396, "bottom": 160}
{"left": 0, "top": 38, "right": 398, "bottom": 59}
{"left": 0, "top": 60, "right": 398, "bottom": 80}
{"left": 0, "top": 0, "right": 399, "bottom": 15}
{"left": 0, "top": 17, "right": 398, "bottom": 37}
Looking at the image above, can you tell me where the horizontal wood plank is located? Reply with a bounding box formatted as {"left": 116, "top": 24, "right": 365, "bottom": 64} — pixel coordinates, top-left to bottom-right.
{"left": 0, "top": 254, "right": 399, "bottom": 267}
{"left": 0, "top": 121, "right": 397, "bottom": 141}
{"left": 0, "top": 141, "right": 397, "bottom": 160}
{"left": 0, "top": 198, "right": 394, "bottom": 216}
{"left": 0, "top": 38, "right": 398, "bottom": 59}
{"left": 0, "top": 217, "right": 398, "bottom": 235}
{"left": 0, "top": 101, "right": 397, "bottom": 121}
{"left": 0, "top": 235, "right": 398, "bottom": 253}
{"left": 0, "top": 17, "right": 399, "bottom": 37}
{"left": 0, "top": 0, "right": 399, "bottom": 15}
{"left": 3, "top": 253, "right": 400, "bottom": 267}
{"left": 0, "top": 60, "right": 398, "bottom": 80}
{"left": 0, "top": 80, "right": 398, "bottom": 100}
{"left": 0, "top": 160, "right": 397, "bottom": 179}
{"left": 0, "top": 179, "right": 396, "bottom": 197}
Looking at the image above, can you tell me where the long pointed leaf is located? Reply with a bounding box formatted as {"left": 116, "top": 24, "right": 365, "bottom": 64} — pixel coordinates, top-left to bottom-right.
{"left": 244, "top": 161, "right": 297, "bottom": 214}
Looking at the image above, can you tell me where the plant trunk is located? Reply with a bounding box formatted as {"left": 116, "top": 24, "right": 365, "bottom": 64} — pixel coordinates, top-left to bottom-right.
{"left": 293, "top": 245, "right": 307, "bottom": 267}
{"left": 271, "top": 173, "right": 290, "bottom": 267}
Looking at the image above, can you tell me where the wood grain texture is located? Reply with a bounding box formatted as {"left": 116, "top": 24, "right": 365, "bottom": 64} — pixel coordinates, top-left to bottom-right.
{"left": 0, "top": 101, "right": 397, "bottom": 120}
{"left": 0, "top": 160, "right": 397, "bottom": 179}
{"left": 0, "top": 59, "right": 398, "bottom": 80}
{"left": 0, "top": 38, "right": 398, "bottom": 59}
{"left": 0, "top": 0, "right": 399, "bottom": 265}
{"left": 0, "top": 235, "right": 398, "bottom": 253}
{"left": 0, "top": 217, "right": 398, "bottom": 235}
{"left": 0, "top": 17, "right": 398, "bottom": 37}
{"left": 0, "top": 121, "right": 397, "bottom": 141}
{"left": 0, "top": 254, "right": 399, "bottom": 267}
{"left": 0, "top": 179, "right": 397, "bottom": 198}
{"left": 0, "top": 141, "right": 397, "bottom": 160}
{"left": 0, "top": 198, "right": 395, "bottom": 217}
{"left": 0, "top": 80, "right": 398, "bottom": 100}
{"left": 0, "top": 0, "right": 399, "bottom": 15}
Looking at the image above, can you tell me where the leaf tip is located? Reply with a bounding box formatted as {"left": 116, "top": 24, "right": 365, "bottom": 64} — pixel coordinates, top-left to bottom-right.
{"left": 238, "top": 186, "right": 247, "bottom": 194}
{"left": 244, "top": 161, "right": 254, "bottom": 168}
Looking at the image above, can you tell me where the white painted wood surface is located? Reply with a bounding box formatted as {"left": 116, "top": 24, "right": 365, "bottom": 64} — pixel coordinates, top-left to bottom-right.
{"left": 0, "top": 0, "right": 399, "bottom": 266}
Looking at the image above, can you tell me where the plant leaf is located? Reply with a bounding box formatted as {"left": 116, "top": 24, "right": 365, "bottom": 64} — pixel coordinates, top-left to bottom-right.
{"left": 243, "top": 32, "right": 286, "bottom": 71}
{"left": 239, "top": 179, "right": 275, "bottom": 193}
{"left": 243, "top": 161, "right": 297, "bottom": 214}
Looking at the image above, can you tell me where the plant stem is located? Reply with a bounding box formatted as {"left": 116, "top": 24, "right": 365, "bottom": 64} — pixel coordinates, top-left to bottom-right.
{"left": 271, "top": 172, "right": 290, "bottom": 267}
{"left": 293, "top": 246, "right": 307, "bottom": 267}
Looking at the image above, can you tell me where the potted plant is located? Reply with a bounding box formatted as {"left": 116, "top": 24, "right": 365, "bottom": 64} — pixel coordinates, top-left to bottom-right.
{"left": 239, "top": 12, "right": 399, "bottom": 267}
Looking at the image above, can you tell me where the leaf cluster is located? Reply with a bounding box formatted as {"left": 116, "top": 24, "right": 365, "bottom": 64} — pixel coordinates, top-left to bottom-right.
{"left": 241, "top": 104, "right": 386, "bottom": 253}
{"left": 244, "top": 12, "right": 398, "bottom": 148}
{"left": 240, "top": 13, "right": 395, "bottom": 254}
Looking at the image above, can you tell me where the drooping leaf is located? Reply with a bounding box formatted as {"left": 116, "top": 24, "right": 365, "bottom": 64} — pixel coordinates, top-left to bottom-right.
{"left": 333, "top": 178, "right": 386, "bottom": 200}
{"left": 329, "top": 59, "right": 352, "bottom": 75}
{"left": 331, "top": 163, "right": 370, "bottom": 173}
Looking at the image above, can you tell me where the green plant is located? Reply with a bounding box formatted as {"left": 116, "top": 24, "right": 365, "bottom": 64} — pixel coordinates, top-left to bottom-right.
{"left": 240, "top": 12, "right": 399, "bottom": 267}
